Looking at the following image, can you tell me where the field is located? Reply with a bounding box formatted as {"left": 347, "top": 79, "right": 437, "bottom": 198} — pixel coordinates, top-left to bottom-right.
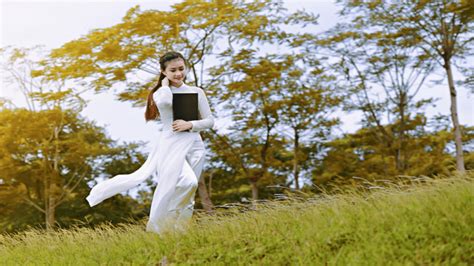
{"left": 1, "top": 173, "right": 473, "bottom": 265}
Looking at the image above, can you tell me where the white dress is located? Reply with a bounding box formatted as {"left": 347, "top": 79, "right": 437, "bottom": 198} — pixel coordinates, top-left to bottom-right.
{"left": 85, "top": 81, "right": 214, "bottom": 236}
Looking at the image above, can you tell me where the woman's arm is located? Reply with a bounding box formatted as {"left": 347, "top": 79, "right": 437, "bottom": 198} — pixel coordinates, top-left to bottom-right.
{"left": 152, "top": 77, "right": 172, "bottom": 107}
{"left": 189, "top": 88, "right": 215, "bottom": 132}
{"left": 153, "top": 86, "right": 172, "bottom": 107}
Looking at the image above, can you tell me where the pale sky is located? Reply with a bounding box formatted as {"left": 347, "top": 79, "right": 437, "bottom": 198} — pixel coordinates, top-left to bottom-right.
{"left": 1, "top": 0, "right": 473, "bottom": 154}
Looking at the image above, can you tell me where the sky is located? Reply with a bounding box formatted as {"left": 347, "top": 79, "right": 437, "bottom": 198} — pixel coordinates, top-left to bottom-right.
{"left": 1, "top": 0, "right": 473, "bottom": 153}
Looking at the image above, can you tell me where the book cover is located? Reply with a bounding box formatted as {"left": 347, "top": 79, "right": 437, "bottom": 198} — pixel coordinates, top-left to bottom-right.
{"left": 172, "top": 93, "right": 199, "bottom": 122}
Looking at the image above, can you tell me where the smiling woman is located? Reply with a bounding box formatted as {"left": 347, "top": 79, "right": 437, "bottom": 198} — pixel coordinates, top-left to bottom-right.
{"left": 86, "top": 51, "right": 215, "bottom": 236}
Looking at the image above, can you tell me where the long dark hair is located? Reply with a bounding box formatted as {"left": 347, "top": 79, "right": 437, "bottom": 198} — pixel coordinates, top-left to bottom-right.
{"left": 145, "top": 51, "right": 188, "bottom": 122}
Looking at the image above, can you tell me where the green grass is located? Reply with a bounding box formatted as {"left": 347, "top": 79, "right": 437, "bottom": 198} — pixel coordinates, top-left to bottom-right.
{"left": 1, "top": 172, "right": 473, "bottom": 265}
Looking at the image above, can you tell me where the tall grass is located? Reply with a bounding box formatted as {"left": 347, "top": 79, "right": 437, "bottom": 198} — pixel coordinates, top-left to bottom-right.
{"left": 1, "top": 172, "right": 473, "bottom": 265}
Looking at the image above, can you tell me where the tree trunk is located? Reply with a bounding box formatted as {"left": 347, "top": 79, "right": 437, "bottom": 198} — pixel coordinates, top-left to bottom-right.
{"left": 45, "top": 124, "right": 61, "bottom": 230}
{"left": 445, "top": 59, "right": 466, "bottom": 172}
{"left": 250, "top": 180, "right": 258, "bottom": 209}
{"left": 397, "top": 92, "right": 407, "bottom": 173}
{"left": 293, "top": 129, "right": 300, "bottom": 190}
{"left": 197, "top": 177, "right": 214, "bottom": 213}
{"left": 46, "top": 191, "right": 56, "bottom": 230}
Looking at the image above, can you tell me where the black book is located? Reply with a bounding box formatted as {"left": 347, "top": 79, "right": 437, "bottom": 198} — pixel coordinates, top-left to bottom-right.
{"left": 172, "top": 93, "right": 199, "bottom": 122}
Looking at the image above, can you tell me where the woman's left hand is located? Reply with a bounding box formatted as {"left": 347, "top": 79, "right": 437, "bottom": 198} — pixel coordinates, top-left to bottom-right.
{"left": 172, "top": 120, "right": 193, "bottom": 132}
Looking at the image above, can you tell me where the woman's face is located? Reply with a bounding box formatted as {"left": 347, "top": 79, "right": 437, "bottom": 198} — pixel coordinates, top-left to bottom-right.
{"left": 163, "top": 58, "right": 186, "bottom": 85}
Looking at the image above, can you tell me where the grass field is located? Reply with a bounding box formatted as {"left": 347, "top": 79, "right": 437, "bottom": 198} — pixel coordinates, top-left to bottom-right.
{"left": 1, "top": 172, "right": 473, "bottom": 265}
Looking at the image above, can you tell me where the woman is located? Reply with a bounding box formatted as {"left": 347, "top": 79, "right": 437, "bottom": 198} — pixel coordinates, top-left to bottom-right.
{"left": 86, "top": 51, "right": 214, "bottom": 236}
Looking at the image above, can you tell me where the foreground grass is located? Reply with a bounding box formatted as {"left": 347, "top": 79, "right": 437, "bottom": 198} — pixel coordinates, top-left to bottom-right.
{"left": 1, "top": 173, "right": 473, "bottom": 265}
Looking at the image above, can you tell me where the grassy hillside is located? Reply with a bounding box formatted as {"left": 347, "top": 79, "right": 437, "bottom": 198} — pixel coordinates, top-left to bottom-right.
{"left": 1, "top": 173, "right": 473, "bottom": 265}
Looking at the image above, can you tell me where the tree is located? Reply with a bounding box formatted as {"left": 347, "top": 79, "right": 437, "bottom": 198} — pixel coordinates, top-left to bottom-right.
{"left": 314, "top": 114, "right": 474, "bottom": 189}
{"left": 336, "top": 0, "right": 474, "bottom": 172}
{"left": 32, "top": 0, "right": 319, "bottom": 206}
{"left": 206, "top": 49, "right": 342, "bottom": 203}
{"left": 271, "top": 53, "right": 342, "bottom": 190}
{"left": 0, "top": 46, "right": 149, "bottom": 232}
{"left": 316, "top": 22, "right": 438, "bottom": 174}
{"left": 0, "top": 108, "right": 96, "bottom": 229}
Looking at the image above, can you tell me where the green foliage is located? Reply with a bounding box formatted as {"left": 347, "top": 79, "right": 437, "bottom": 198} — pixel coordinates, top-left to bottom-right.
{"left": 0, "top": 107, "right": 150, "bottom": 233}
{"left": 36, "top": 0, "right": 318, "bottom": 106}
{"left": 314, "top": 116, "right": 474, "bottom": 188}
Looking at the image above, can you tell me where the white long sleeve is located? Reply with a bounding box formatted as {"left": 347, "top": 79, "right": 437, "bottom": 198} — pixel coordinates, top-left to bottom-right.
{"left": 189, "top": 88, "right": 214, "bottom": 133}
{"left": 153, "top": 86, "right": 172, "bottom": 107}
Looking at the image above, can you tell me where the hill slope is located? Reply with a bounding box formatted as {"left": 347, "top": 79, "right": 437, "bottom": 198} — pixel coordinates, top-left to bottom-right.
{"left": 1, "top": 173, "right": 473, "bottom": 265}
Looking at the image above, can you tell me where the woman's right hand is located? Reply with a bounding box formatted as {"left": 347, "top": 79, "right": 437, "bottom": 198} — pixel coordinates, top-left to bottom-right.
{"left": 161, "top": 77, "right": 169, "bottom": 87}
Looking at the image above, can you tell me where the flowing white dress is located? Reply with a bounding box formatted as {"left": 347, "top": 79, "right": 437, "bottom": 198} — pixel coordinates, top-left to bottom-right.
{"left": 85, "top": 81, "right": 214, "bottom": 236}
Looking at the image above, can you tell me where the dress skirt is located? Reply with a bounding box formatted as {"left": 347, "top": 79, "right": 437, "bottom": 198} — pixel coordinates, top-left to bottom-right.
{"left": 86, "top": 129, "right": 205, "bottom": 236}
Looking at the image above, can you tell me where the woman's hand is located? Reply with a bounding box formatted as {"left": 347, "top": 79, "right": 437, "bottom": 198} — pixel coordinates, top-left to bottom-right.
{"left": 161, "top": 77, "right": 169, "bottom": 87}
{"left": 172, "top": 120, "right": 193, "bottom": 132}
